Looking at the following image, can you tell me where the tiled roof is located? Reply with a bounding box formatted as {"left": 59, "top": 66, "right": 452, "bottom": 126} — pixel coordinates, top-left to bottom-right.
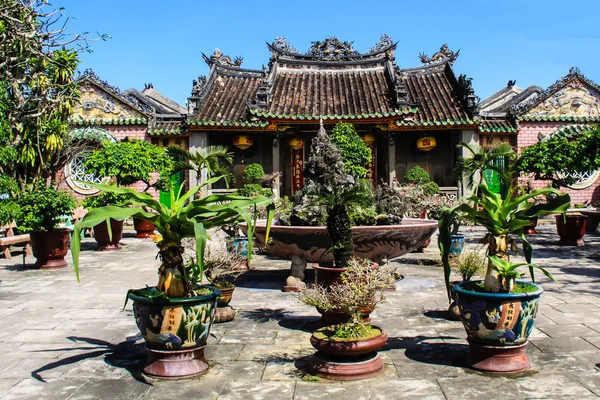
{"left": 188, "top": 37, "right": 477, "bottom": 129}
{"left": 148, "top": 118, "right": 187, "bottom": 136}
{"left": 401, "top": 66, "right": 473, "bottom": 125}
{"left": 194, "top": 67, "right": 263, "bottom": 123}
{"left": 550, "top": 123, "right": 598, "bottom": 139}
{"left": 478, "top": 117, "right": 518, "bottom": 133}
{"left": 266, "top": 67, "right": 397, "bottom": 117}
{"left": 517, "top": 115, "right": 600, "bottom": 123}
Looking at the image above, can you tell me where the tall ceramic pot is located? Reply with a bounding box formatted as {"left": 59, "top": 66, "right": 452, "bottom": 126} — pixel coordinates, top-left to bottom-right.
{"left": 133, "top": 218, "right": 156, "bottom": 239}
{"left": 92, "top": 219, "right": 124, "bottom": 251}
{"left": 555, "top": 214, "right": 587, "bottom": 246}
{"left": 30, "top": 229, "right": 71, "bottom": 269}
{"left": 128, "top": 286, "right": 220, "bottom": 379}
{"left": 226, "top": 236, "right": 249, "bottom": 257}
{"left": 449, "top": 234, "right": 465, "bottom": 255}
{"left": 453, "top": 280, "right": 543, "bottom": 373}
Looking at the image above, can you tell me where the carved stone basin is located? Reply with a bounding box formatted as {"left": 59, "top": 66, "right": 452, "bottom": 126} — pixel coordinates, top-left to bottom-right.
{"left": 241, "top": 218, "right": 438, "bottom": 264}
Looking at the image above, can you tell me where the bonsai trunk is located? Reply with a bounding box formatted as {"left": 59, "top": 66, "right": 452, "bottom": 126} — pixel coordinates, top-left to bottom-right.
{"left": 157, "top": 242, "right": 188, "bottom": 297}
{"left": 483, "top": 234, "right": 508, "bottom": 293}
{"left": 327, "top": 204, "right": 354, "bottom": 269}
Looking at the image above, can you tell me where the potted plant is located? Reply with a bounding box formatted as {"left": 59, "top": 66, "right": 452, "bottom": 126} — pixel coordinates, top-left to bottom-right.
{"left": 438, "top": 183, "right": 570, "bottom": 372}
{"left": 295, "top": 258, "right": 394, "bottom": 380}
{"left": 14, "top": 186, "right": 77, "bottom": 268}
{"left": 446, "top": 246, "right": 487, "bottom": 320}
{"left": 513, "top": 126, "right": 600, "bottom": 245}
{"left": 84, "top": 138, "right": 173, "bottom": 238}
{"left": 71, "top": 176, "right": 274, "bottom": 379}
{"left": 81, "top": 190, "right": 128, "bottom": 250}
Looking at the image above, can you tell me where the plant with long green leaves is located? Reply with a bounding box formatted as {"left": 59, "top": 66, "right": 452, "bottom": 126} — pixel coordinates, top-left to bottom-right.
{"left": 487, "top": 255, "right": 557, "bottom": 293}
{"left": 71, "top": 176, "right": 274, "bottom": 298}
{"left": 438, "top": 183, "right": 570, "bottom": 299}
{"left": 453, "top": 142, "right": 515, "bottom": 193}
{"left": 167, "top": 145, "right": 234, "bottom": 187}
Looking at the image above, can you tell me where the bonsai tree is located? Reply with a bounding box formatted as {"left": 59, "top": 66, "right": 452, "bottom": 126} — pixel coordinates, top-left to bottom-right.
{"left": 167, "top": 144, "right": 234, "bottom": 187}
{"left": 242, "top": 163, "right": 265, "bottom": 184}
{"left": 329, "top": 122, "right": 371, "bottom": 180}
{"left": 438, "top": 183, "right": 570, "bottom": 297}
{"left": 295, "top": 258, "right": 394, "bottom": 338}
{"left": 85, "top": 138, "right": 174, "bottom": 193}
{"left": 404, "top": 165, "right": 439, "bottom": 195}
{"left": 71, "top": 176, "right": 274, "bottom": 298}
{"left": 513, "top": 126, "right": 600, "bottom": 188}
{"left": 453, "top": 142, "right": 515, "bottom": 194}
{"left": 303, "top": 122, "right": 372, "bottom": 268}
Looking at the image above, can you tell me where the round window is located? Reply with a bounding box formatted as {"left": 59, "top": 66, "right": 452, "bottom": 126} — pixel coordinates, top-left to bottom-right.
{"left": 65, "top": 152, "right": 106, "bottom": 195}
{"left": 556, "top": 169, "right": 600, "bottom": 190}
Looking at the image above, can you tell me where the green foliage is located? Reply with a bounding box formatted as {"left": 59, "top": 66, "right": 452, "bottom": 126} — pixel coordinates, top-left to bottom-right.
{"left": 81, "top": 190, "right": 130, "bottom": 209}
{"left": 487, "top": 255, "right": 557, "bottom": 293}
{"left": 0, "top": 2, "right": 105, "bottom": 189}
{"left": 242, "top": 163, "right": 265, "bottom": 183}
{"left": 404, "top": 165, "right": 431, "bottom": 184}
{"left": 453, "top": 142, "right": 515, "bottom": 193}
{"left": 348, "top": 205, "right": 377, "bottom": 226}
{"left": 374, "top": 182, "right": 408, "bottom": 225}
{"left": 404, "top": 166, "right": 438, "bottom": 195}
{"left": 71, "top": 176, "right": 275, "bottom": 299}
{"left": 513, "top": 127, "right": 600, "bottom": 188}
{"left": 234, "top": 184, "right": 273, "bottom": 198}
{"left": 330, "top": 122, "right": 371, "bottom": 179}
{"left": 85, "top": 139, "right": 173, "bottom": 192}
{"left": 15, "top": 186, "right": 77, "bottom": 233}
{"left": 438, "top": 183, "right": 570, "bottom": 300}
{"left": 274, "top": 196, "right": 293, "bottom": 226}
{"left": 167, "top": 145, "right": 233, "bottom": 187}
{"left": 450, "top": 246, "right": 486, "bottom": 281}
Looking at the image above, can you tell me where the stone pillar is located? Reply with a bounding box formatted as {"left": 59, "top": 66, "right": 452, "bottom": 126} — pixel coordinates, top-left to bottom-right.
{"left": 189, "top": 131, "right": 208, "bottom": 192}
{"left": 388, "top": 135, "right": 396, "bottom": 184}
{"left": 459, "top": 129, "right": 479, "bottom": 198}
{"left": 272, "top": 138, "right": 281, "bottom": 200}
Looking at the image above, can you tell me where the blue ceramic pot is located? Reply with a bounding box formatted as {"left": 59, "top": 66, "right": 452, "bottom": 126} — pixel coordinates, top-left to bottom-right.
{"left": 449, "top": 234, "right": 465, "bottom": 255}
{"left": 129, "top": 286, "right": 220, "bottom": 351}
{"left": 226, "top": 236, "right": 249, "bottom": 257}
{"left": 453, "top": 280, "right": 543, "bottom": 346}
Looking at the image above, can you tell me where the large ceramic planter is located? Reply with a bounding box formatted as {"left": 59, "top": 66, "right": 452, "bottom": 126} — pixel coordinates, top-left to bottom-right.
{"left": 523, "top": 218, "right": 538, "bottom": 235}
{"left": 309, "top": 325, "right": 387, "bottom": 380}
{"left": 453, "top": 280, "right": 543, "bottom": 373}
{"left": 92, "top": 219, "right": 124, "bottom": 251}
{"left": 556, "top": 214, "right": 587, "bottom": 246}
{"left": 30, "top": 229, "right": 71, "bottom": 269}
{"left": 133, "top": 218, "right": 156, "bottom": 239}
{"left": 241, "top": 218, "right": 437, "bottom": 289}
{"left": 128, "top": 286, "right": 220, "bottom": 379}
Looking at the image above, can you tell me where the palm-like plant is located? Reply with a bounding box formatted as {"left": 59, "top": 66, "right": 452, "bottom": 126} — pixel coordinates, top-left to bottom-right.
{"left": 71, "top": 176, "right": 274, "bottom": 298}
{"left": 453, "top": 142, "right": 515, "bottom": 193}
{"left": 438, "top": 183, "right": 570, "bottom": 297}
{"left": 167, "top": 145, "right": 234, "bottom": 187}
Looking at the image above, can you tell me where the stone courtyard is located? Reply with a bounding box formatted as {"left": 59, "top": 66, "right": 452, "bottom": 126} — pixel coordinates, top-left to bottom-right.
{"left": 0, "top": 224, "right": 599, "bottom": 399}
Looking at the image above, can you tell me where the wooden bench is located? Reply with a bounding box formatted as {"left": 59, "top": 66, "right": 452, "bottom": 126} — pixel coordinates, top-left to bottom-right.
{"left": 0, "top": 221, "right": 31, "bottom": 262}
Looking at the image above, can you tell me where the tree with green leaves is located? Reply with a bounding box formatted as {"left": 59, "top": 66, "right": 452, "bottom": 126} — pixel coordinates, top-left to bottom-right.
{"left": 166, "top": 145, "right": 234, "bottom": 187}
{"left": 513, "top": 126, "right": 600, "bottom": 188}
{"left": 330, "top": 122, "right": 372, "bottom": 180}
{"left": 0, "top": 0, "right": 106, "bottom": 190}
{"left": 453, "top": 142, "right": 515, "bottom": 194}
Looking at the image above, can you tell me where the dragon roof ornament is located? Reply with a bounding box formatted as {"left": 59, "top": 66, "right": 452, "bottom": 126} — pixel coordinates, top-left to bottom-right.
{"left": 419, "top": 44, "right": 459, "bottom": 66}
{"left": 203, "top": 48, "right": 243, "bottom": 68}
{"left": 307, "top": 37, "right": 359, "bottom": 59}
{"left": 367, "top": 34, "right": 394, "bottom": 54}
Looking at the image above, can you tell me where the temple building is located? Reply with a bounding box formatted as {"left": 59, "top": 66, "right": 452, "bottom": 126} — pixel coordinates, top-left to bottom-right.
{"left": 481, "top": 68, "right": 600, "bottom": 205}
{"left": 185, "top": 35, "right": 482, "bottom": 198}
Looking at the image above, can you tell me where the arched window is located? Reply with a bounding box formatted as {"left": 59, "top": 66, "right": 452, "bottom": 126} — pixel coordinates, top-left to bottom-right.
{"left": 64, "top": 127, "right": 117, "bottom": 195}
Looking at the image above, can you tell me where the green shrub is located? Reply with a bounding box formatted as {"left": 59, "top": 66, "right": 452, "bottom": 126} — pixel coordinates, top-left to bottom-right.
{"left": 330, "top": 122, "right": 371, "bottom": 179}
{"left": 348, "top": 205, "right": 377, "bottom": 226}
{"left": 235, "top": 184, "right": 272, "bottom": 198}
{"left": 242, "top": 163, "right": 265, "bottom": 183}
{"left": 404, "top": 166, "right": 431, "bottom": 184}
{"left": 81, "top": 190, "right": 130, "bottom": 209}
{"left": 15, "top": 186, "right": 77, "bottom": 232}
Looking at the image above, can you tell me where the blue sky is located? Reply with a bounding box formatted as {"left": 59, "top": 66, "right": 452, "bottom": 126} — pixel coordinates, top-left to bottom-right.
{"left": 52, "top": 0, "right": 600, "bottom": 107}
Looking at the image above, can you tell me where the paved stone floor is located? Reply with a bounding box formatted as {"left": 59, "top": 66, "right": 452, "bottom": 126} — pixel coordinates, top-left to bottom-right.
{"left": 0, "top": 224, "right": 599, "bottom": 399}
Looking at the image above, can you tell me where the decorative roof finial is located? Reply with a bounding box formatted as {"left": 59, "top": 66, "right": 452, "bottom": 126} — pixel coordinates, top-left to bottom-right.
{"left": 419, "top": 44, "right": 458, "bottom": 65}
